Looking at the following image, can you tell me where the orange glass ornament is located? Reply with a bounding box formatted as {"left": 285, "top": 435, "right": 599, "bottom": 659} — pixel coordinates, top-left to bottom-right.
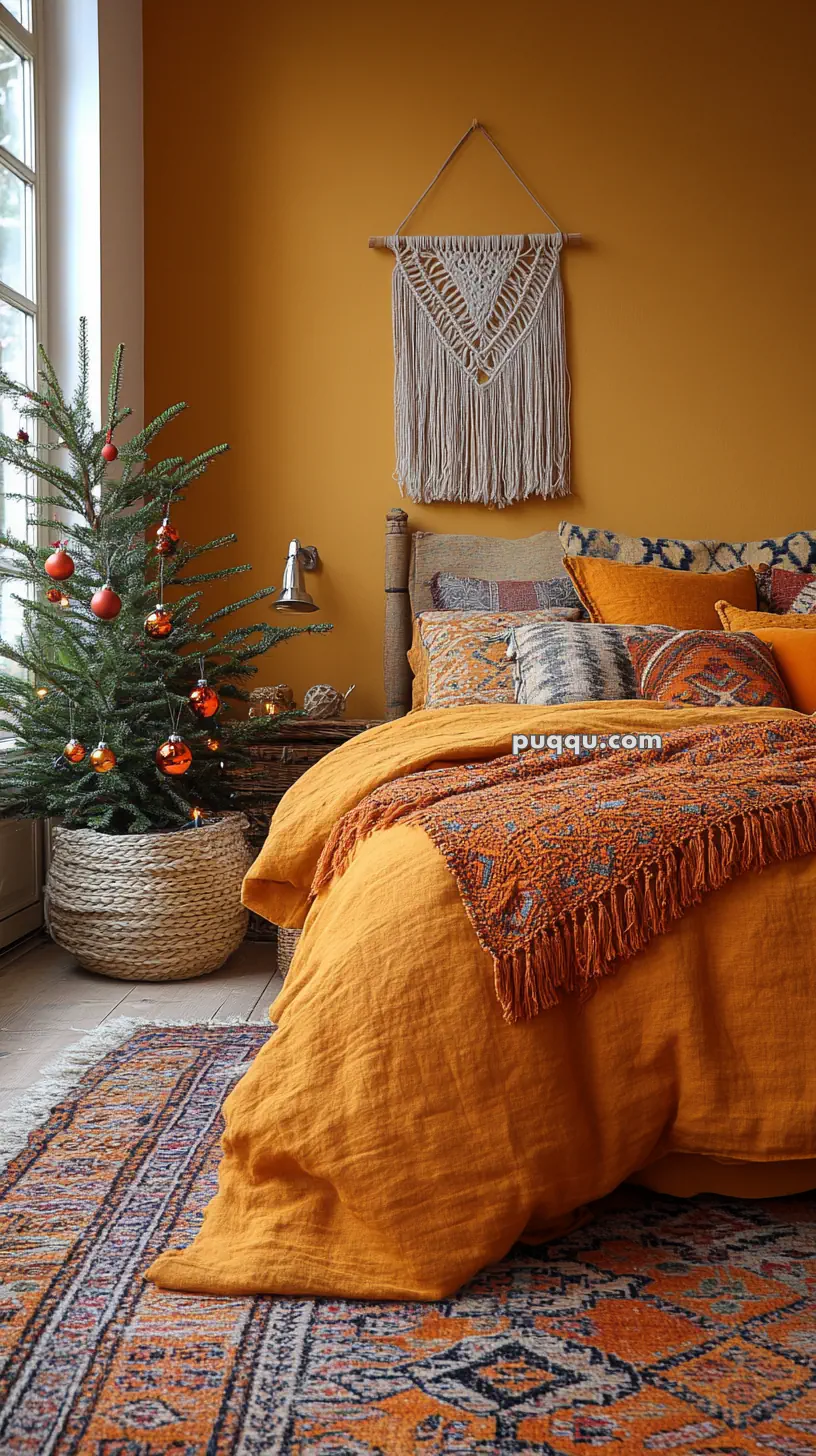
{"left": 155, "top": 518, "right": 179, "bottom": 556}
{"left": 90, "top": 583, "right": 122, "bottom": 620}
{"left": 63, "top": 738, "right": 86, "bottom": 764}
{"left": 46, "top": 587, "right": 62, "bottom": 604}
{"left": 44, "top": 545, "right": 74, "bottom": 580}
{"left": 144, "top": 605, "right": 173, "bottom": 639}
{"left": 90, "top": 742, "right": 116, "bottom": 773}
{"left": 189, "top": 679, "right": 219, "bottom": 719}
{"left": 156, "top": 734, "right": 192, "bottom": 775}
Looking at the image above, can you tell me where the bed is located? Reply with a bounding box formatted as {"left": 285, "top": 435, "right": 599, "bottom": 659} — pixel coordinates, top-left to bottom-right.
{"left": 147, "top": 512, "right": 816, "bottom": 1300}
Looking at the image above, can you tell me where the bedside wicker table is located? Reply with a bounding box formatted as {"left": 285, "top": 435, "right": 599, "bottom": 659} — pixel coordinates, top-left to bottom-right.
{"left": 231, "top": 718, "right": 384, "bottom": 967}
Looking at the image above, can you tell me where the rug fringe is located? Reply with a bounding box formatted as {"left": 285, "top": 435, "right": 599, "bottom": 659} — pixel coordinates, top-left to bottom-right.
{"left": 0, "top": 1014, "right": 271, "bottom": 1172}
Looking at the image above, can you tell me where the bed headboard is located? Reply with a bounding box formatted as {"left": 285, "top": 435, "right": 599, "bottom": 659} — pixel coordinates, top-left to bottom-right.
{"left": 383, "top": 507, "right": 567, "bottom": 719}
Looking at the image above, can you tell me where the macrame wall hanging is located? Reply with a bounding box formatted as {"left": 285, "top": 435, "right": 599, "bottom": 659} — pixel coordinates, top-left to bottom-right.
{"left": 370, "top": 121, "right": 582, "bottom": 508}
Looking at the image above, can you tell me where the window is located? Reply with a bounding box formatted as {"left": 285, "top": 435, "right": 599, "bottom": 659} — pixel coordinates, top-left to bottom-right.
{"left": 0, "top": 0, "right": 39, "bottom": 664}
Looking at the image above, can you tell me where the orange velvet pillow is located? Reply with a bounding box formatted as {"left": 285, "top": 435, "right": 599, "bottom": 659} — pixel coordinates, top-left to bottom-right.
{"left": 728, "top": 628, "right": 816, "bottom": 713}
{"left": 716, "top": 601, "right": 816, "bottom": 631}
{"left": 564, "top": 556, "right": 756, "bottom": 629}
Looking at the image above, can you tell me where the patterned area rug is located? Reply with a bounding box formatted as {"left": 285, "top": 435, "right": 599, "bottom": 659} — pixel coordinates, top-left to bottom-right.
{"left": 1, "top": 1021, "right": 815, "bottom": 1455}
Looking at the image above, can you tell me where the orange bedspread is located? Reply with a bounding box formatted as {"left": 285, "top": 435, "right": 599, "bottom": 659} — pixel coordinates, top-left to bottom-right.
{"left": 147, "top": 703, "right": 816, "bottom": 1300}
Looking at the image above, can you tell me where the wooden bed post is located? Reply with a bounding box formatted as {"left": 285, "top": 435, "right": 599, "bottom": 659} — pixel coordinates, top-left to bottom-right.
{"left": 384, "top": 507, "right": 412, "bottom": 719}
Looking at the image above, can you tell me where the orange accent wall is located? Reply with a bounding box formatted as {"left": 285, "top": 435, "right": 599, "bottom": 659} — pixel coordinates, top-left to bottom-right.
{"left": 143, "top": 0, "right": 816, "bottom": 717}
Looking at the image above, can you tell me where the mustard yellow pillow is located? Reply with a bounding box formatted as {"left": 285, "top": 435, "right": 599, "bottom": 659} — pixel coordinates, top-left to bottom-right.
{"left": 741, "top": 628, "right": 816, "bottom": 713}
{"left": 563, "top": 556, "right": 756, "bottom": 630}
{"left": 716, "top": 601, "right": 816, "bottom": 631}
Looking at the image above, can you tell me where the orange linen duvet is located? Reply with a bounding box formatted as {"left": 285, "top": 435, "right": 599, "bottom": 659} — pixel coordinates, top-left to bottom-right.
{"left": 147, "top": 703, "right": 816, "bottom": 1300}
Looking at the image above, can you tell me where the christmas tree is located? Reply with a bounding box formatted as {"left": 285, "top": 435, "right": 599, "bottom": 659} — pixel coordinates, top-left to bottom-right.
{"left": 0, "top": 320, "right": 329, "bottom": 834}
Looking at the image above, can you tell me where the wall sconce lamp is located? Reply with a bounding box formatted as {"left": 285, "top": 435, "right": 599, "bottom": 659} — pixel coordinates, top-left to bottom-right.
{"left": 273, "top": 538, "right": 320, "bottom": 612}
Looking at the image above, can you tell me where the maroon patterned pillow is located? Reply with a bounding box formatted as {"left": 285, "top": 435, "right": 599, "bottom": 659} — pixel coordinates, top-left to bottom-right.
{"left": 755, "top": 564, "right": 816, "bottom": 615}
{"left": 430, "top": 571, "right": 585, "bottom": 615}
{"left": 627, "top": 627, "right": 791, "bottom": 709}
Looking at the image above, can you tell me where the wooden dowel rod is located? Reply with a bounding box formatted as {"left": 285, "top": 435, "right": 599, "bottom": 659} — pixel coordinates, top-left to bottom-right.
{"left": 369, "top": 232, "right": 583, "bottom": 249}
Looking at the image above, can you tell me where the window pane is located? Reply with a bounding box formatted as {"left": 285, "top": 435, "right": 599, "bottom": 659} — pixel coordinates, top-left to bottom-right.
{"left": 0, "top": 298, "right": 33, "bottom": 540}
{"left": 0, "top": 162, "right": 29, "bottom": 295}
{"left": 0, "top": 3, "right": 31, "bottom": 28}
{"left": 0, "top": 301, "right": 33, "bottom": 666}
{"left": 0, "top": 39, "right": 30, "bottom": 166}
{"left": 0, "top": 570, "right": 26, "bottom": 676}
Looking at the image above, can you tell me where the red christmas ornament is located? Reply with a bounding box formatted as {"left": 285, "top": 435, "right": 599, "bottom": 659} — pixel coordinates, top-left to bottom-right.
{"left": 63, "top": 738, "right": 86, "bottom": 764}
{"left": 90, "top": 741, "right": 116, "bottom": 773}
{"left": 189, "top": 679, "right": 220, "bottom": 719}
{"left": 90, "top": 583, "right": 122, "bottom": 621}
{"left": 144, "top": 605, "right": 173, "bottom": 639}
{"left": 156, "top": 734, "right": 192, "bottom": 776}
{"left": 46, "top": 587, "right": 62, "bottom": 604}
{"left": 101, "top": 429, "right": 118, "bottom": 463}
{"left": 155, "top": 517, "right": 179, "bottom": 557}
{"left": 44, "top": 543, "right": 74, "bottom": 581}
{"left": 16, "top": 428, "right": 29, "bottom": 444}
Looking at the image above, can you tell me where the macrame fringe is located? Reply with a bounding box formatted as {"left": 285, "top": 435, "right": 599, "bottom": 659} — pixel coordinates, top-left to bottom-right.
{"left": 492, "top": 797, "right": 816, "bottom": 1023}
{"left": 392, "top": 236, "right": 570, "bottom": 507}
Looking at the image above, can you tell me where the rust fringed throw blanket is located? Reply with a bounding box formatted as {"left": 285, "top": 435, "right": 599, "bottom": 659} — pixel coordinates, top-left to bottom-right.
{"left": 313, "top": 719, "right": 816, "bottom": 1021}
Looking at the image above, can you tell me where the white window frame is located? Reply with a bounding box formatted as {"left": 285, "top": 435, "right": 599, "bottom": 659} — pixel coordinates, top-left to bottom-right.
{"left": 0, "top": 0, "right": 45, "bottom": 697}
{"left": 0, "top": 0, "right": 45, "bottom": 953}
{"left": 0, "top": 0, "right": 46, "bottom": 497}
{"left": 0, "top": 0, "right": 47, "bottom": 943}
{"left": 0, "top": 0, "right": 45, "bottom": 335}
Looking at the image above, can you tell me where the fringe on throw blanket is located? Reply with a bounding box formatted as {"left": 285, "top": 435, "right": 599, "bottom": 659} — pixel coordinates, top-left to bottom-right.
{"left": 489, "top": 800, "right": 816, "bottom": 1021}
{"left": 390, "top": 234, "right": 570, "bottom": 507}
{"left": 312, "top": 721, "right": 816, "bottom": 1022}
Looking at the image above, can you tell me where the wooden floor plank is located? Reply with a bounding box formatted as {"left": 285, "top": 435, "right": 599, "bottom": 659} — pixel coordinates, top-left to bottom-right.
{"left": 0, "top": 938, "right": 281, "bottom": 1101}
{"left": 0, "top": 1027, "right": 92, "bottom": 1093}
{"left": 248, "top": 975, "right": 284, "bottom": 1022}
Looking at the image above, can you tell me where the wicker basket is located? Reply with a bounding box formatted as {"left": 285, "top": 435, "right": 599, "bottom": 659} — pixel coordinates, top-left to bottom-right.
{"left": 45, "top": 814, "right": 253, "bottom": 982}
{"left": 276, "top": 926, "right": 301, "bottom": 979}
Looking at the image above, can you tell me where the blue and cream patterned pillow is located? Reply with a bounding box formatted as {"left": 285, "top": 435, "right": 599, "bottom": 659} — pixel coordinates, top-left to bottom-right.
{"left": 430, "top": 570, "right": 586, "bottom": 615}
{"left": 507, "top": 622, "right": 641, "bottom": 706}
{"left": 558, "top": 521, "right": 816, "bottom": 575}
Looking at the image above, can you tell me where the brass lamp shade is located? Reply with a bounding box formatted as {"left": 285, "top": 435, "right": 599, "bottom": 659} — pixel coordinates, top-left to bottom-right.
{"left": 274, "top": 539, "right": 319, "bottom": 612}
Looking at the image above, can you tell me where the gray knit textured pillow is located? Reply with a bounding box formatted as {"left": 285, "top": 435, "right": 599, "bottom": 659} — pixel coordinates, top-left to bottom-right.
{"left": 508, "top": 621, "right": 642, "bottom": 705}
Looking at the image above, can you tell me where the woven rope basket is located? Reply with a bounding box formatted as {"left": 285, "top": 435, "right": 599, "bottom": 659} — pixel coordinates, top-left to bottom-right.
{"left": 45, "top": 814, "right": 253, "bottom": 982}
{"left": 276, "top": 926, "right": 301, "bottom": 979}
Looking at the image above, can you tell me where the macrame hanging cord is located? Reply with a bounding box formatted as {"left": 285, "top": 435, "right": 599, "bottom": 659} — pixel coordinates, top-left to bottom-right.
{"left": 380, "top": 121, "right": 575, "bottom": 508}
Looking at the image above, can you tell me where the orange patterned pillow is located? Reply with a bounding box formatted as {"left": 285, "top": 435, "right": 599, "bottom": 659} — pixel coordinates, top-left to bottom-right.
{"left": 628, "top": 626, "right": 791, "bottom": 709}
{"left": 408, "top": 608, "right": 581, "bottom": 710}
